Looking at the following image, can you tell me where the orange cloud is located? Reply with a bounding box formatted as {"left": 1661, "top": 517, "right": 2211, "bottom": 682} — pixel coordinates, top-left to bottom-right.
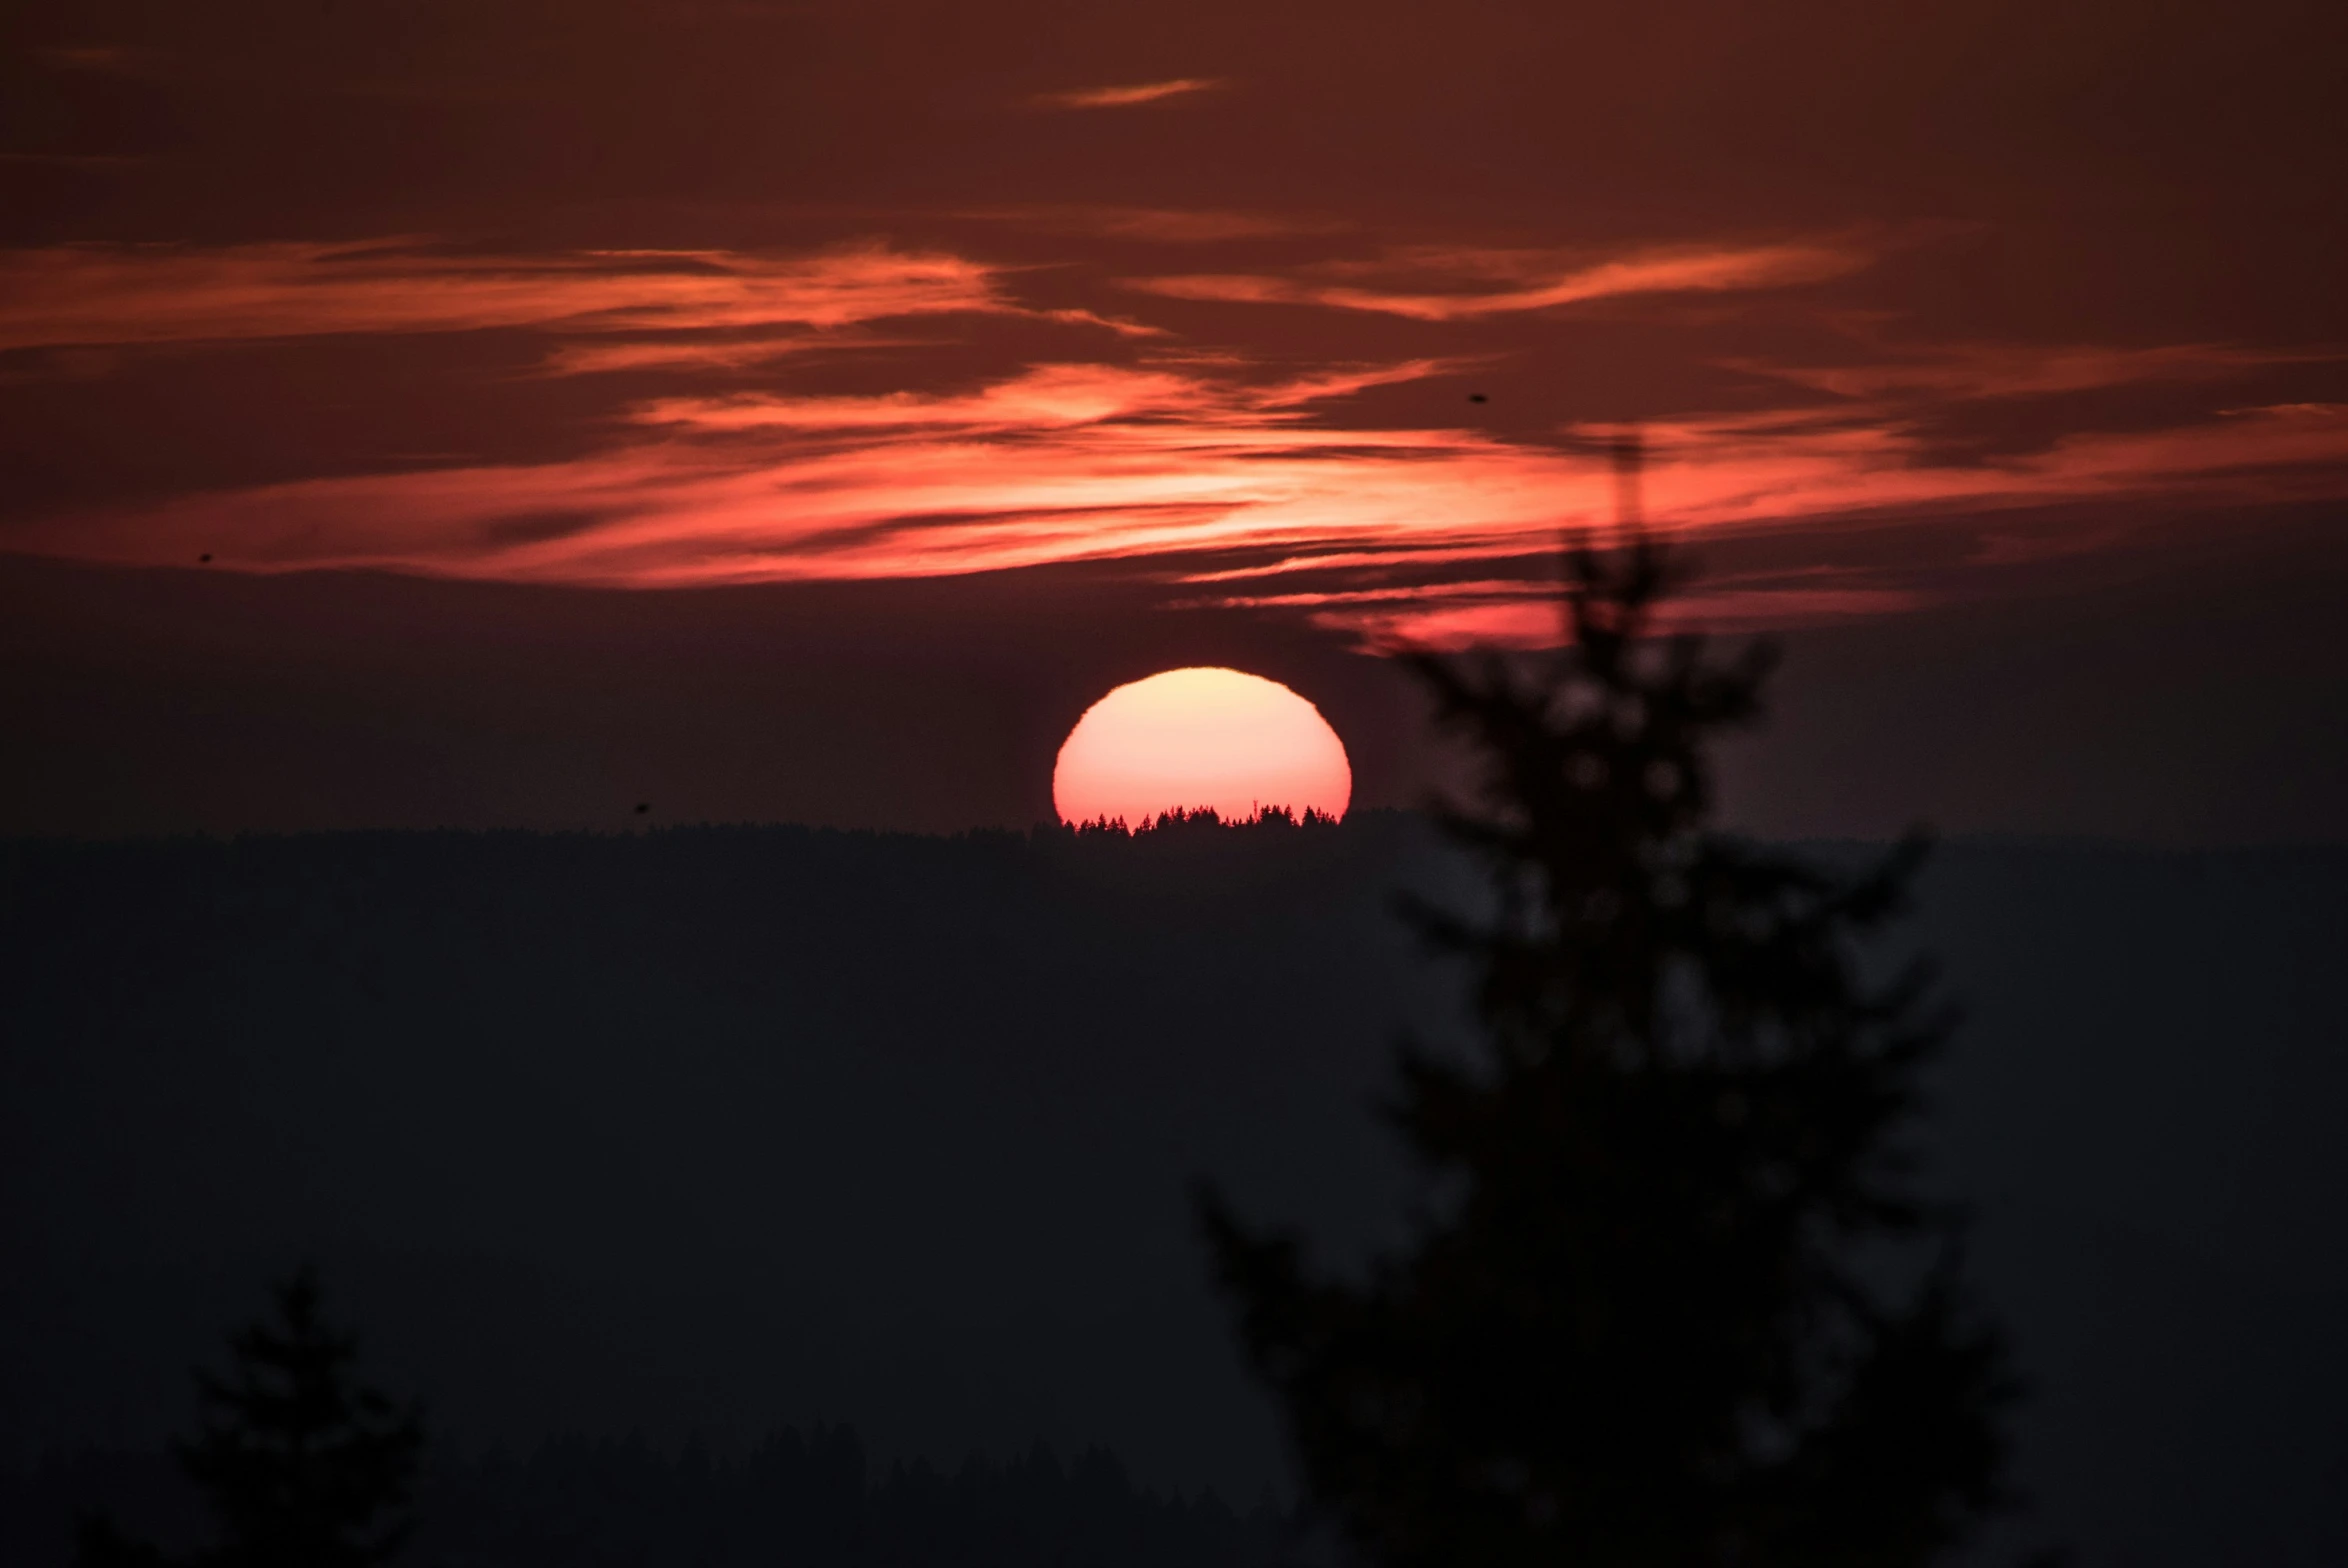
{"left": 627, "top": 363, "right": 1212, "bottom": 434}
{"left": 1030, "top": 79, "right": 1224, "bottom": 110}
{"left": 6, "top": 360, "right": 1581, "bottom": 586}
{"left": 0, "top": 241, "right": 1008, "bottom": 351}
{"left": 1131, "top": 240, "right": 1866, "bottom": 320}
{"left": 17, "top": 351, "right": 2345, "bottom": 626}
{"left": 6, "top": 233, "right": 2343, "bottom": 649}
{"left": 1262, "top": 580, "right": 1932, "bottom": 651}
{"left": 623, "top": 360, "right": 1469, "bottom": 436}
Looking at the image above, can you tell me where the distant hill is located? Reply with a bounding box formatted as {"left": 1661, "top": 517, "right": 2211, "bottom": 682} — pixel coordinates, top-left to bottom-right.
{"left": 3, "top": 817, "right": 2345, "bottom": 1567}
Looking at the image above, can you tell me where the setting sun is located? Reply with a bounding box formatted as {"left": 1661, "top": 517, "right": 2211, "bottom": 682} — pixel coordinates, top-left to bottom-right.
{"left": 1052, "top": 668, "right": 1352, "bottom": 827}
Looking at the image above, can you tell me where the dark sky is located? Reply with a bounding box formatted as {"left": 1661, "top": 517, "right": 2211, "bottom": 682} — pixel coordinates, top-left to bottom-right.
{"left": 4, "top": 0, "right": 2344, "bottom": 837}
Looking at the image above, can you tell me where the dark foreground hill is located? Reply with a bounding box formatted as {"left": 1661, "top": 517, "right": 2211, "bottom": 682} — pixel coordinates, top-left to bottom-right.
{"left": 3, "top": 816, "right": 2345, "bottom": 1566}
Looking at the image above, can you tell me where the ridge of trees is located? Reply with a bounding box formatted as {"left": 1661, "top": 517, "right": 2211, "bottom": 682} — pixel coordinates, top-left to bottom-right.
{"left": 1069, "top": 805, "right": 1343, "bottom": 837}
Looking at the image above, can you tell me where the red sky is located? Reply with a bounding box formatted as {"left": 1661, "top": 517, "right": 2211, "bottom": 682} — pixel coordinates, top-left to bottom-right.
{"left": 3, "top": 0, "right": 2344, "bottom": 837}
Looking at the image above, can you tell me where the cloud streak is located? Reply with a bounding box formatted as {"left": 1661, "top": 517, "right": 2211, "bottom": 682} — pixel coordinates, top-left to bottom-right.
{"left": 0, "top": 241, "right": 1009, "bottom": 352}
{"left": 1202, "top": 576, "right": 1933, "bottom": 651}
{"left": 1030, "top": 79, "right": 1224, "bottom": 110}
{"left": 1130, "top": 241, "right": 1866, "bottom": 320}
{"left": 18, "top": 353, "right": 2344, "bottom": 647}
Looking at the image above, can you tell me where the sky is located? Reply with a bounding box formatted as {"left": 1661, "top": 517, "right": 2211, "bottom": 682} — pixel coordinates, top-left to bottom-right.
{"left": 3, "top": 0, "right": 2344, "bottom": 839}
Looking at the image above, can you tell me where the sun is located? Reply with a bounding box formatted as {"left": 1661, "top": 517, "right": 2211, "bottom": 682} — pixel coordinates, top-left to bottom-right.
{"left": 1053, "top": 667, "right": 1352, "bottom": 827}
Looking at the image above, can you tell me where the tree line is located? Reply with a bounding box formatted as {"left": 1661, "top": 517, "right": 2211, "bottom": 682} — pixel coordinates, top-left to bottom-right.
{"left": 27, "top": 1296, "right": 1290, "bottom": 1568}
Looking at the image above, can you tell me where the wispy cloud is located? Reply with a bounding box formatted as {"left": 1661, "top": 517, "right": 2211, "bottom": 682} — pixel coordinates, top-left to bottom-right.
{"left": 1130, "top": 240, "right": 1866, "bottom": 320}
{"left": 6, "top": 233, "right": 2343, "bottom": 648}
{"left": 621, "top": 359, "right": 1463, "bottom": 435}
{"left": 5, "top": 358, "right": 1569, "bottom": 585}
{"left": 627, "top": 363, "right": 1212, "bottom": 434}
{"left": 18, "top": 348, "right": 2345, "bottom": 636}
{"left": 534, "top": 335, "right": 880, "bottom": 377}
{"left": 0, "top": 241, "right": 1009, "bottom": 352}
{"left": 1204, "top": 575, "right": 1932, "bottom": 651}
{"left": 1030, "top": 78, "right": 1224, "bottom": 110}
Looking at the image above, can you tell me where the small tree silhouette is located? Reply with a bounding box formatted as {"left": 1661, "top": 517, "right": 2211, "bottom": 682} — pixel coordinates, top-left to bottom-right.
{"left": 78, "top": 1266, "right": 424, "bottom": 1568}
{"left": 1198, "top": 536, "right": 2011, "bottom": 1568}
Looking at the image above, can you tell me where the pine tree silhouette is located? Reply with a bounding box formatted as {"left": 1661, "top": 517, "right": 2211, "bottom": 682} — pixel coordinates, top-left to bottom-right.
{"left": 77, "top": 1266, "right": 423, "bottom": 1568}
{"left": 1198, "top": 534, "right": 2012, "bottom": 1568}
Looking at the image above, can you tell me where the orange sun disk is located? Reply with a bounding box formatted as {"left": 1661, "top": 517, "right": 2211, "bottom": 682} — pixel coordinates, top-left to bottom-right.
{"left": 1052, "top": 667, "right": 1353, "bottom": 828}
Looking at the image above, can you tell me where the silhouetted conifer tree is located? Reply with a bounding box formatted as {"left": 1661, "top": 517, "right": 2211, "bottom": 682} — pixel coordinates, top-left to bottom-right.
{"left": 1199, "top": 535, "right": 2011, "bottom": 1567}
{"left": 77, "top": 1267, "right": 422, "bottom": 1568}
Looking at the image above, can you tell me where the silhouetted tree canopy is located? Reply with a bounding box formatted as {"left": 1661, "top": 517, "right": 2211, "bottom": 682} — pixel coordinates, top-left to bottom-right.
{"left": 1199, "top": 535, "right": 2013, "bottom": 1568}
{"left": 1071, "top": 805, "right": 1341, "bottom": 836}
{"left": 77, "top": 1267, "right": 423, "bottom": 1568}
